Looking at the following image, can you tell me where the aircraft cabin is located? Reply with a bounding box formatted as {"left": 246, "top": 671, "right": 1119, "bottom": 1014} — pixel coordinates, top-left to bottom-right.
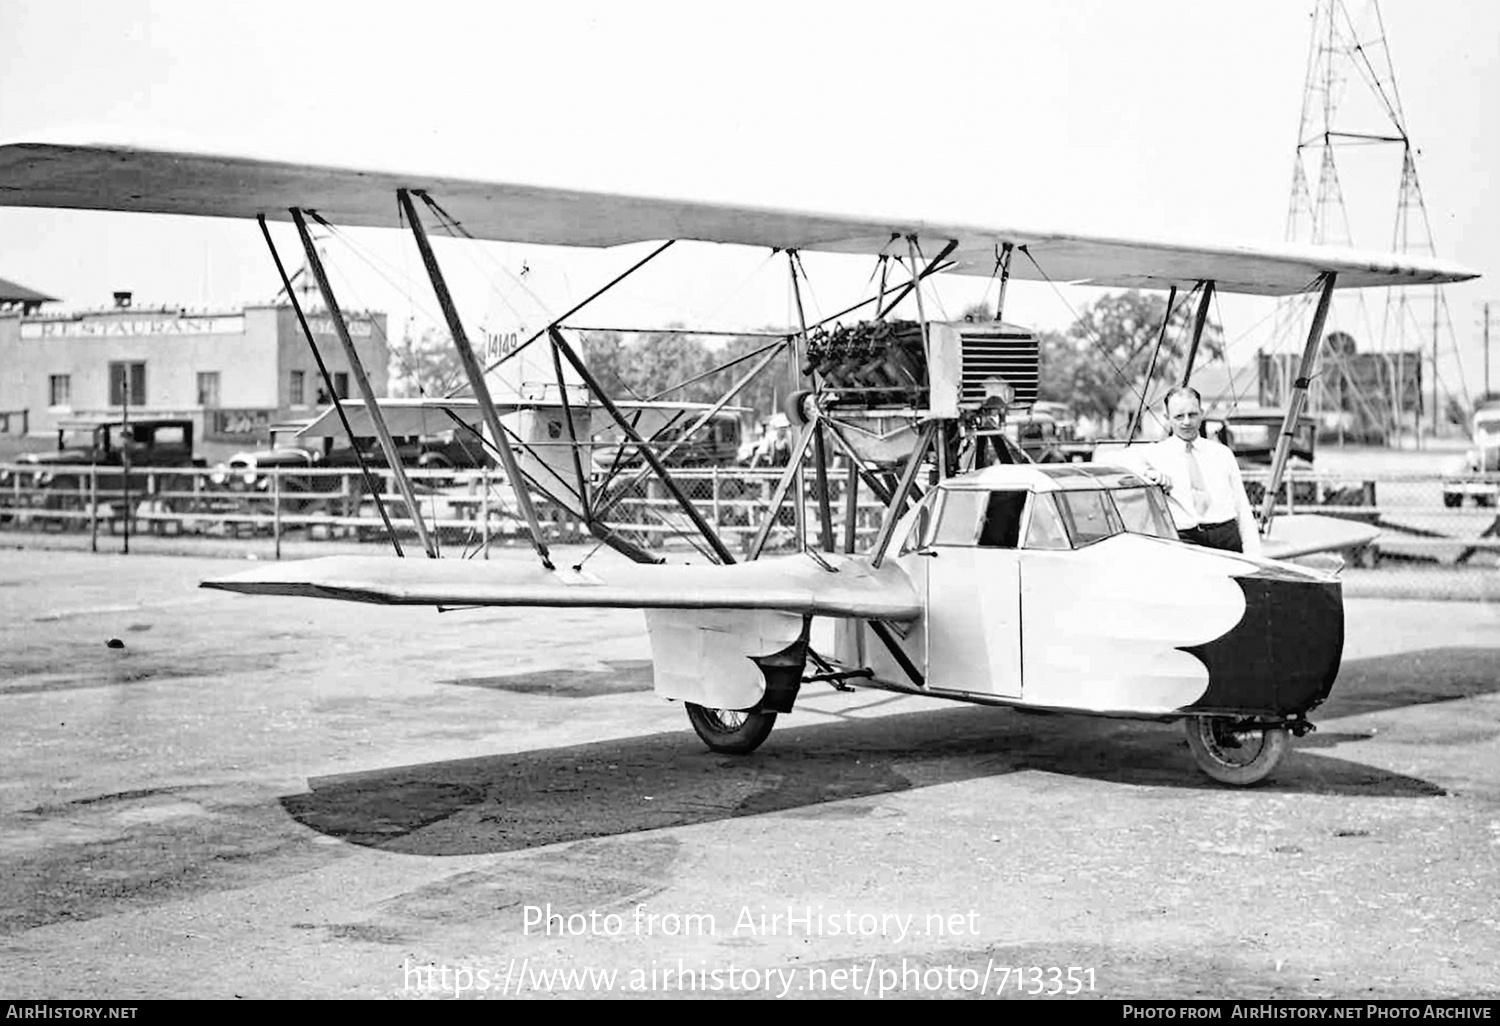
{"left": 898, "top": 463, "right": 1179, "bottom": 554}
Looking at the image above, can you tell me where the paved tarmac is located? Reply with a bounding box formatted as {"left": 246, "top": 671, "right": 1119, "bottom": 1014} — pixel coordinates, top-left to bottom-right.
{"left": 1, "top": 545, "right": 1497, "bottom": 1000}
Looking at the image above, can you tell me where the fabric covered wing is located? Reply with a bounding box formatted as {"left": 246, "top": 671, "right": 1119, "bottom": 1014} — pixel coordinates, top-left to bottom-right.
{"left": 0, "top": 140, "right": 1477, "bottom": 296}
{"left": 200, "top": 552, "right": 921, "bottom": 621}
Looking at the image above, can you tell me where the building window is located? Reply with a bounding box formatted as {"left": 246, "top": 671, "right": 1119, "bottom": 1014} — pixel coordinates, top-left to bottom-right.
{"left": 290, "top": 369, "right": 305, "bottom": 406}
{"left": 48, "top": 374, "right": 71, "bottom": 408}
{"left": 108, "top": 362, "right": 147, "bottom": 406}
{"left": 197, "top": 372, "right": 221, "bottom": 408}
{"left": 333, "top": 372, "right": 349, "bottom": 400}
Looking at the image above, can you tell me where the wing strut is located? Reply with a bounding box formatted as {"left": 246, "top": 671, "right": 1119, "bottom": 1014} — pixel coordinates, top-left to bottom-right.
{"left": 787, "top": 250, "right": 819, "bottom": 552}
{"left": 291, "top": 209, "right": 439, "bottom": 559}
{"left": 550, "top": 327, "right": 738, "bottom": 565}
{"left": 259, "top": 215, "right": 407, "bottom": 554}
{"left": 1179, "top": 280, "right": 1217, "bottom": 385}
{"left": 992, "top": 242, "right": 1015, "bottom": 322}
{"left": 865, "top": 421, "right": 937, "bottom": 689}
{"left": 591, "top": 340, "right": 788, "bottom": 523}
{"left": 1130, "top": 285, "right": 1180, "bottom": 440}
{"left": 399, "top": 189, "right": 554, "bottom": 570}
{"left": 1260, "top": 272, "right": 1337, "bottom": 531}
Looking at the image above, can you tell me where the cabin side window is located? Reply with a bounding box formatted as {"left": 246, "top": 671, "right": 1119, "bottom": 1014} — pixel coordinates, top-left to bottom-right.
{"left": 1110, "top": 486, "right": 1177, "bottom": 540}
{"left": 977, "top": 490, "right": 1028, "bottom": 548}
{"left": 1056, "top": 489, "right": 1122, "bottom": 546}
{"left": 1023, "top": 492, "right": 1071, "bottom": 550}
{"left": 931, "top": 489, "right": 987, "bottom": 546}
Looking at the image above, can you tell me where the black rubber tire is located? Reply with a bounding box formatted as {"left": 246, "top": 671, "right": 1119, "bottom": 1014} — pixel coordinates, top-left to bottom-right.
{"left": 685, "top": 703, "right": 777, "bottom": 755}
{"left": 1184, "top": 715, "right": 1289, "bottom": 786}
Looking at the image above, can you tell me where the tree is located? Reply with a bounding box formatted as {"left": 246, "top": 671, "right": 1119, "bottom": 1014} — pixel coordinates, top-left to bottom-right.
{"left": 387, "top": 324, "right": 466, "bottom": 397}
{"left": 704, "top": 332, "right": 795, "bottom": 420}
{"left": 579, "top": 330, "right": 631, "bottom": 397}
{"left": 1044, "top": 290, "right": 1223, "bottom": 434}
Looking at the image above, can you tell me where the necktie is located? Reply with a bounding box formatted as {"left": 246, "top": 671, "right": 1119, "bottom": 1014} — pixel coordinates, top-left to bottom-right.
{"left": 1185, "top": 440, "right": 1211, "bottom": 518}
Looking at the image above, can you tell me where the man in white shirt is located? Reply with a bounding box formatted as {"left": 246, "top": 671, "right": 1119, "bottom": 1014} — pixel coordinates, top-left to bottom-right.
{"left": 1127, "top": 386, "right": 1263, "bottom": 557}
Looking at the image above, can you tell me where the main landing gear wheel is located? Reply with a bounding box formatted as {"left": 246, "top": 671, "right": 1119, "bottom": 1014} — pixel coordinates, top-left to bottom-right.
{"left": 685, "top": 703, "right": 777, "bottom": 755}
{"left": 1184, "top": 715, "right": 1289, "bottom": 786}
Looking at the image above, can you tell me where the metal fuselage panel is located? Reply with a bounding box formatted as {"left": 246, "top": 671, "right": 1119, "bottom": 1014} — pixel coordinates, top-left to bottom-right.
{"left": 923, "top": 546, "right": 1022, "bottom": 697}
{"left": 836, "top": 532, "right": 1343, "bottom": 721}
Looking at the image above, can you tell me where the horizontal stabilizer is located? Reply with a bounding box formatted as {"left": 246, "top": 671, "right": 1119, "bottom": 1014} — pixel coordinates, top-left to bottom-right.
{"left": 201, "top": 552, "right": 922, "bottom": 621}
{"left": 1261, "top": 514, "right": 1381, "bottom": 562}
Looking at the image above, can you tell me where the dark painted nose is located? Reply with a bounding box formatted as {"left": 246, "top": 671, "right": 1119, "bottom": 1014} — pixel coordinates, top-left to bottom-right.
{"left": 1180, "top": 568, "right": 1344, "bottom": 718}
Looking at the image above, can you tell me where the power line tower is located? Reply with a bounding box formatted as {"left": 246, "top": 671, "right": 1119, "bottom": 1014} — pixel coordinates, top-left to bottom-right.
{"left": 1267, "top": 0, "right": 1469, "bottom": 446}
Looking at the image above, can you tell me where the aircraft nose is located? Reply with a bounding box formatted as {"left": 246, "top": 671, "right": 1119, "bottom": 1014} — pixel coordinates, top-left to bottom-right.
{"left": 1180, "top": 567, "right": 1344, "bottom": 717}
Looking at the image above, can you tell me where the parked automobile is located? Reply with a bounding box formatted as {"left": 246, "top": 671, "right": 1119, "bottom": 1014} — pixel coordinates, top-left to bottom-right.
{"left": 1441, "top": 401, "right": 1500, "bottom": 507}
{"left": 1004, "top": 403, "right": 1095, "bottom": 463}
{"left": 209, "top": 421, "right": 495, "bottom": 509}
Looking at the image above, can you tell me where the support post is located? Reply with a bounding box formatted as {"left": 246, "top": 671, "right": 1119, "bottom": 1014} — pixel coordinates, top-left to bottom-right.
{"left": 548, "top": 335, "right": 590, "bottom": 520}
{"left": 993, "top": 242, "right": 1014, "bottom": 322}
{"left": 120, "top": 377, "right": 130, "bottom": 555}
{"left": 291, "top": 209, "right": 438, "bottom": 558}
{"left": 271, "top": 468, "right": 282, "bottom": 558}
{"left": 787, "top": 251, "right": 810, "bottom": 552}
{"left": 399, "top": 190, "right": 552, "bottom": 567}
{"left": 1261, "top": 273, "right": 1337, "bottom": 529}
{"left": 745, "top": 427, "right": 820, "bottom": 560}
{"left": 871, "top": 422, "right": 937, "bottom": 568}
{"left": 89, "top": 464, "right": 98, "bottom": 553}
{"left": 842, "top": 459, "right": 860, "bottom": 554}
{"left": 1180, "top": 280, "right": 1215, "bottom": 386}
{"left": 481, "top": 467, "right": 490, "bottom": 560}
{"left": 811, "top": 423, "right": 834, "bottom": 552}
{"left": 1131, "top": 285, "right": 1178, "bottom": 440}
{"left": 261, "top": 216, "right": 406, "bottom": 556}
{"left": 788, "top": 251, "right": 833, "bottom": 552}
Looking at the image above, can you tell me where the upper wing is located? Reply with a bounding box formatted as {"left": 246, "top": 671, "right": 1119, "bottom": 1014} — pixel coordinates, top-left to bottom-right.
{"left": 0, "top": 139, "right": 1478, "bottom": 296}
{"left": 1260, "top": 513, "right": 1381, "bottom": 562}
{"left": 200, "top": 551, "right": 922, "bottom": 621}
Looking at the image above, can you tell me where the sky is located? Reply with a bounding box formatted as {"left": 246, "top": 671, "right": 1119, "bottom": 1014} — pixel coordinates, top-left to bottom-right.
{"left": 1, "top": 0, "right": 1496, "bottom": 402}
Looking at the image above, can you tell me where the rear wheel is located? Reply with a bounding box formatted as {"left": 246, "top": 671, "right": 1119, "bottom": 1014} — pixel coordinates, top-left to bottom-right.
{"left": 685, "top": 703, "right": 776, "bottom": 755}
{"left": 1184, "top": 715, "right": 1289, "bottom": 786}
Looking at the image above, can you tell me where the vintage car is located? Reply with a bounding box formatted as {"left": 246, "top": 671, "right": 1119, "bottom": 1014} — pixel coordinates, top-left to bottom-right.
{"left": 1441, "top": 401, "right": 1500, "bottom": 507}
{"left": 1003, "top": 402, "right": 1095, "bottom": 463}
{"left": 1, "top": 417, "right": 205, "bottom": 520}
{"left": 209, "top": 421, "right": 495, "bottom": 507}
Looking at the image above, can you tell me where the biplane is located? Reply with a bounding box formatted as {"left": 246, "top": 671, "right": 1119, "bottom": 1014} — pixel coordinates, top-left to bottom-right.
{"left": 0, "top": 138, "right": 1479, "bottom": 785}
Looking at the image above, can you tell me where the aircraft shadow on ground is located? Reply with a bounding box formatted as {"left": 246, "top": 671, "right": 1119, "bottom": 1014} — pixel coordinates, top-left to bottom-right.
{"left": 279, "top": 646, "right": 1495, "bottom": 856}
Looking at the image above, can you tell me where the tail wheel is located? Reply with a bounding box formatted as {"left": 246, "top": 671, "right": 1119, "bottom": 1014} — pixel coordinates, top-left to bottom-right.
{"left": 1184, "top": 715, "right": 1289, "bottom": 786}
{"left": 685, "top": 703, "right": 776, "bottom": 755}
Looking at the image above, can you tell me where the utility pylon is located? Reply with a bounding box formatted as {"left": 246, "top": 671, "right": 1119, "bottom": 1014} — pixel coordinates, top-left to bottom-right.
{"left": 1270, "top": 0, "right": 1469, "bottom": 445}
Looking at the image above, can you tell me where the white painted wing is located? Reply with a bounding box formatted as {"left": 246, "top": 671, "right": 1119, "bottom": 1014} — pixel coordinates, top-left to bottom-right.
{"left": 200, "top": 552, "right": 922, "bottom": 621}
{"left": 1260, "top": 514, "right": 1381, "bottom": 561}
{"left": 0, "top": 140, "right": 1478, "bottom": 296}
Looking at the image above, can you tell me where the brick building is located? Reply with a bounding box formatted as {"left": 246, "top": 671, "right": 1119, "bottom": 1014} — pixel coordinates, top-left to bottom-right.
{"left": 0, "top": 290, "right": 388, "bottom": 447}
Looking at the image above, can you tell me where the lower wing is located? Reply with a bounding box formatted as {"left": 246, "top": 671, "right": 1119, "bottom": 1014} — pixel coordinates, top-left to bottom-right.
{"left": 201, "top": 551, "right": 921, "bottom": 621}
